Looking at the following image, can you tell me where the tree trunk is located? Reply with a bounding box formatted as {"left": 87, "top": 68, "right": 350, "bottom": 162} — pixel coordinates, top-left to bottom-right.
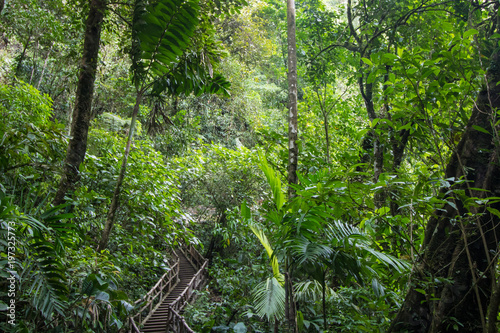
{"left": 315, "top": 89, "right": 331, "bottom": 165}
{"left": 322, "top": 272, "right": 327, "bottom": 331}
{"left": 323, "top": 111, "right": 330, "bottom": 165}
{"left": 53, "top": 0, "right": 106, "bottom": 206}
{"left": 487, "top": 277, "right": 500, "bottom": 333}
{"left": 284, "top": 271, "right": 298, "bottom": 333}
{"left": 15, "top": 32, "right": 31, "bottom": 76}
{"left": 37, "top": 44, "right": 52, "bottom": 90}
{"left": 359, "top": 77, "right": 385, "bottom": 207}
{"left": 98, "top": 91, "right": 142, "bottom": 251}
{"left": 286, "top": 0, "right": 298, "bottom": 199}
{"left": 389, "top": 49, "right": 500, "bottom": 333}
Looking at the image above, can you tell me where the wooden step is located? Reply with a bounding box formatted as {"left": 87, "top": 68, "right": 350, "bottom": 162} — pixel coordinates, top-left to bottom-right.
{"left": 139, "top": 249, "right": 206, "bottom": 332}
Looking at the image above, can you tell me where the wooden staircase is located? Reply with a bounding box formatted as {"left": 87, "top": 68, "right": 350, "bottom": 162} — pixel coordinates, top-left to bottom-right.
{"left": 141, "top": 251, "right": 197, "bottom": 332}
{"left": 129, "top": 246, "right": 208, "bottom": 333}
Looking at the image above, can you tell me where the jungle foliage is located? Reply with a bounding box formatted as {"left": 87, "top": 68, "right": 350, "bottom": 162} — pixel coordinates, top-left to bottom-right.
{"left": 1, "top": 0, "right": 500, "bottom": 332}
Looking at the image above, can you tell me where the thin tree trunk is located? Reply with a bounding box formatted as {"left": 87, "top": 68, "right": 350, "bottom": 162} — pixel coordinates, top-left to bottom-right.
{"left": 322, "top": 272, "right": 327, "bottom": 331}
{"left": 15, "top": 32, "right": 31, "bottom": 76}
{"left": 98, "top": 91, "right": 142, "bottom": 251}
{"left": 359, "top": 76, "right": 385, "bottom": 207}
{"left": 29, "top": 41, "right": 39, "bottom": 84}
{"left": 37, "top": 44, "right": 52, "bottom": 90}
{"left": 286, "top": 0, "right": 298, "bottom": 199}
{"left": 53, "top": 0, "right": 106, "bottom": 206}
{"left": 389, "top": 49, "right": 500, "bottom": 333}
{"left": 286, "top": 1, "right": 299, "bottom": 330}
{"left": 284, "top": 271, "right": 298, "bottom": 333}
{"left": 323, "top": 113, "right": 330, "bottom": 164}
{"left": 487, "top": 276, "right": 500, "bottom": 333}
{"left": 315, "top": 89, "right": 331, "bottom": 165}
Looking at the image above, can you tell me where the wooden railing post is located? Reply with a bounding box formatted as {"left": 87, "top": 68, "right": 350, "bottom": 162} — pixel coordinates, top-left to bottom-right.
{"left": 129, "top": 245, "right": 208, "bottom": 333}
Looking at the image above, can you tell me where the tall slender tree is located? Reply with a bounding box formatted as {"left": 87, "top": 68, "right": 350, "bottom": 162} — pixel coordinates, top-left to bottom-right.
{"left": 53, "top": 0, "right": 107, "bottom": 206}
{"left": 285, "top": 1, "right": 298, "bottom": 332}
{"left": 286, "top": 0, "right": 298, "bottom": 199}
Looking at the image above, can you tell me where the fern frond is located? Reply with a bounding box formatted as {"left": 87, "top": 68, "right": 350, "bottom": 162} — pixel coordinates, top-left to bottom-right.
{"left": 131, "top": 0, "right": 200, "bottom": 88}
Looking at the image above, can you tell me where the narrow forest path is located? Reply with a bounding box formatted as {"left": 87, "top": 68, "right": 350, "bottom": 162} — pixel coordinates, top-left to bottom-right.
{"left": 129, "top": 247, "right": 208, "bottom": 333}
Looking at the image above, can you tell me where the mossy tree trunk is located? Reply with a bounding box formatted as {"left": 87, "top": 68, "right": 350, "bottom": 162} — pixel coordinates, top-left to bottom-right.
{"left": 389, "top": 49, "right": 500, "bottom": 333}
{"left": 53, "top": 0, "right": 106, "bottom": 206}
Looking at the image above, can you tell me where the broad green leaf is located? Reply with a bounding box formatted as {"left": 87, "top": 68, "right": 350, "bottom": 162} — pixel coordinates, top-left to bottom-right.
{"left": 463, "top": 29, "right": 479, "bottom": 38}
{"left": 241, "top": 201, "right": 251, "bottom": 220}
{"left": 361, "top": 57, "right": 373, "bottom": 66}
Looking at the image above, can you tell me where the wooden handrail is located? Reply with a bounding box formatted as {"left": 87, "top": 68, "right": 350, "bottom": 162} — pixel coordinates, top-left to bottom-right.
{"left": 129, "top": 250, "right": 180, "bottom": 333}
{"left": 166, "top": 307, "right": 195, "bottom": 333}
{"left": 128, "top": 245, "right": 208, "bottom": 333}
{"left": 170, "top": 260, "right": 207, "bottom": 312}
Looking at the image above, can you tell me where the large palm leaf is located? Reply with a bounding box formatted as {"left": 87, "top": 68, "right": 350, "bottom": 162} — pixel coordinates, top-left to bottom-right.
{"left": 325, "top": 221, "right": 410, "bottom": 274}
{"left": 131, "top": 0, "right": 199, "bottom": 88}
{"left": 252, "top": 277, "right": 286, "bottom": 321}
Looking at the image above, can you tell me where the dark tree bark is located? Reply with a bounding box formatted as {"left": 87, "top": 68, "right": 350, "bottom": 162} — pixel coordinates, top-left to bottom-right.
{"left": 359, "top": 76, "right": 385, "bottom": 208}
{"left": 487, "top": 278, "right": 500, "bottom": 333}
{"left": 53, "top": 0, "right": 106, "bottom": 206}
{"left": 286, "top": 0, "right": 298, "bottom": 199}
{"left": 389, "top": 49, "right": 500, "bottom": 333}
{"left": 15, "top": 32, "right": 31, "bottom": 76}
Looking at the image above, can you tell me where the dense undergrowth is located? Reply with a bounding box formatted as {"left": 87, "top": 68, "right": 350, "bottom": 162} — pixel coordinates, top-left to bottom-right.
{"left": 2, "top": 0, "right": 500, "bottom": 332}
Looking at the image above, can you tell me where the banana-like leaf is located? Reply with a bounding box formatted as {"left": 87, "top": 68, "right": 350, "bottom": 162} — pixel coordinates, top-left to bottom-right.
{"left": 258, "top": 151, "right": 285, "bottom": 211}
{"left": 252, "top": 277, "right": 286, "bottom": 321}
{"left": 249, "top": 224, "right": 284, "bottom": 284}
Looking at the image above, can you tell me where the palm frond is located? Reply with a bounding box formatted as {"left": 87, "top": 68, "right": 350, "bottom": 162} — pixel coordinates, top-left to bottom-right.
{"left": 294, "top": 280, "right": 336, "bottom": 302}
{"left": 325, "top": 220, "right": 366, "bottom": 246}
{"left": 291, "top": 236, "right": 332, "bottom": 266}
{"left": 131, "top": 0, "right": 200, "bottom": 87}
{"left": 252, "top": 277, "right": 286, "bottom": 321}
{"left": 363, "top": 246, "right": 410, "bottom": 273}
{"left": 327, "top": 220, "right": 410, "bottom": 275}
